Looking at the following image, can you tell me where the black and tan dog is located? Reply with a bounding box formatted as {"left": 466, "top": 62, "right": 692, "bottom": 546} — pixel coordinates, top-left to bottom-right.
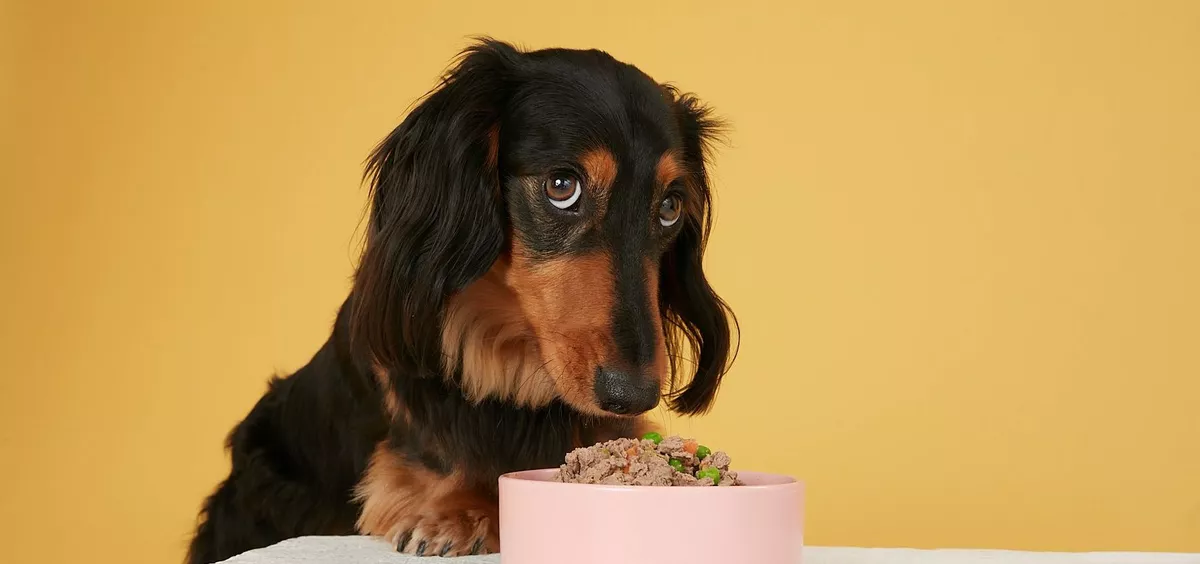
{"left": 187, "top": 38, "right": 737, "bottom": 563}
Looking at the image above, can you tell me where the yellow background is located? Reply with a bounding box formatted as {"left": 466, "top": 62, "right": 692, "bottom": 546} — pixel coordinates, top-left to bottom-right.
{"left": 3, "top": 1, "right": 1198, "bottom": 562}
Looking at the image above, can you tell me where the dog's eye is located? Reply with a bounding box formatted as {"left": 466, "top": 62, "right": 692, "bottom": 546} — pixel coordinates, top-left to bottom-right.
{"left": 659, "top": 195, "right": 682, "bottom": 227}
{"left": 545, "top": 175, "right": 582, "bottom": 210}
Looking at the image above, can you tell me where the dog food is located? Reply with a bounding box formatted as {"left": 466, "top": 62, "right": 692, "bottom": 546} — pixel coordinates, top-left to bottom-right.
{"left": 555, "top": 432, "right": 743, "bottom": 486}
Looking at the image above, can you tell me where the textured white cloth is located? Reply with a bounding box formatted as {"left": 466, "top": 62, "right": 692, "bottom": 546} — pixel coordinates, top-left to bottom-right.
{"left": 220, "top": 536, "right": 1200, "bottom": 564}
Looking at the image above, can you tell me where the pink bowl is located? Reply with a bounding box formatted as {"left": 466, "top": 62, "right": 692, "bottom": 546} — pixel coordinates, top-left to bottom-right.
{"left": 498, "top": 469, "right": 804, "bottom": 564}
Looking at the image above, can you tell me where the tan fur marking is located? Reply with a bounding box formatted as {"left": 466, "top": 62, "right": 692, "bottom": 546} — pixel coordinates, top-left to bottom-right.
{"left": 355, "top": 447, "right": 457, "bottom": 536}
{"left": 440, "top": 259, "right": 557, "bottom": 408}
{"left": 656, "top": 150, "right": 685, "bottom": 188}
{"left": 505, "top": 243, "right": 616, "bottom": 415}
{"left": 356, "top": 445, "right": 499, "bottom": 553}
{"left": 579, "top": 148, "right": 618, "bottom": 223}
{"left": 580, "top": 148, "right": 618, "bottom": 191}
{"left": 371, "top": 362, "right": 402, "bottom": 418}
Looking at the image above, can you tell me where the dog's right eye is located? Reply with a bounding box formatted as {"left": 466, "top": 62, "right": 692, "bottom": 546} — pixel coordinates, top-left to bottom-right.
{"left": 544, "top": 175, "right": 582, "bottom": 210}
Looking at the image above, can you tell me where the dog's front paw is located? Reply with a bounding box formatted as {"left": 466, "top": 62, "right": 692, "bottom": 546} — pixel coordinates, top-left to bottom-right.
{"left": 388, "top": 508, "right": 497, "bottom": 557}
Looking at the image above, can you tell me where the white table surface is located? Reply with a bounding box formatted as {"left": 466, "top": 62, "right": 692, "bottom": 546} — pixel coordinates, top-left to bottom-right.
{"left": 220, "top": 536, "right": 1200, "bottom": 564}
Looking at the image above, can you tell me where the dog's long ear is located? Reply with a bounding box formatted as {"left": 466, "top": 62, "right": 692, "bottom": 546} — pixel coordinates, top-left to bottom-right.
{"left": 661, "top": 90, "right": 739, "bottom": 415}
{"left": 351, "top": 39, "right": 520, "bottom": 376}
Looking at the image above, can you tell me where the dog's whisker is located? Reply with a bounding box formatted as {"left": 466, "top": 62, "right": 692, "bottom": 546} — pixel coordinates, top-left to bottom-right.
{"left": 511, "top": 357, "right": 556, "bottom": 401}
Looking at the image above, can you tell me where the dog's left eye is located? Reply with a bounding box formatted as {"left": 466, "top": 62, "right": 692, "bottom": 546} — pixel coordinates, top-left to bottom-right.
{"left": 545, "top": 175, "right": 582, "bottom": 210}
{"left": 659, "top": 195, "right": 682, "bottom": 227}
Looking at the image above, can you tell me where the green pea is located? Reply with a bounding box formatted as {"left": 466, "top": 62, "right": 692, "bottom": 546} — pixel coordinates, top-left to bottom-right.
{"left": 642, "top": 431, "right": 663, "bottom": 444}
{"left": 697, "top": 468, "right": 721, "bottom": 483}
{"left": 695, "top": 445, "right": 712, "bottom": 459}
{"left": 669, "top": 459, "right": 684, "bottom": 472}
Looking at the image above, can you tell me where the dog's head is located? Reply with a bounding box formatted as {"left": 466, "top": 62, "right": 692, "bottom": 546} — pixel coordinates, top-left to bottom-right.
{"left": 352, "top": 39, "right": 736, "bottom": 418}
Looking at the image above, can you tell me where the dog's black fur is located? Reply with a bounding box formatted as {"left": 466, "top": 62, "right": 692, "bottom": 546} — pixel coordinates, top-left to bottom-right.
{"left": 187, "top": 39, "right": 736, "bottom": 563}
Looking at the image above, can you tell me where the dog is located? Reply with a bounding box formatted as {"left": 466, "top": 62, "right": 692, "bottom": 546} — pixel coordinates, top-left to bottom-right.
{"left": 186, "top": 38, "right": 737, "bottom": 563}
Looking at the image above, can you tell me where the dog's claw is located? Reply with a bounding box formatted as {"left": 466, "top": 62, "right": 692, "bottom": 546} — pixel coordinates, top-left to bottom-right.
{"left": 386, "top": 510, "right": 494, "bottom": 556}
{"left": 396, "top": 530, "right": 413, "bottom": 552}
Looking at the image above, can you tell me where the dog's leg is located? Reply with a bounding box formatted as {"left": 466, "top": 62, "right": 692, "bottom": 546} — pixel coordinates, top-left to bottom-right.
{"left": 355, "top": 445, "right": 499, "bottom": 557}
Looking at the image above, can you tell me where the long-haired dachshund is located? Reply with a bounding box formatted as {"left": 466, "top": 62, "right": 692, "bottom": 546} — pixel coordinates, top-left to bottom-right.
{"left": 186, "top": 38, "right": 737, "bottom": 563}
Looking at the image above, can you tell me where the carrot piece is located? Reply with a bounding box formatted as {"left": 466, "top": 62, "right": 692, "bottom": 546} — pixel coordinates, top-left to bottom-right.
{"left": 683, "top": 440, "right": 699, "bottom": 455}
{"left": 622, "top": 446, "right": 640, "bottom": 473}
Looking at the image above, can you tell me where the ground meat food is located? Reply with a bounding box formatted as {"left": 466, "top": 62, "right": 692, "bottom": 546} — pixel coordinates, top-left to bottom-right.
{"left": 555, "top": 436, "right": 743, "bottom": 486}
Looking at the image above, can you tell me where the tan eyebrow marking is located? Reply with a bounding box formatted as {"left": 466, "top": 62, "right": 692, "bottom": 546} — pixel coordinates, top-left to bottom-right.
{"left": 580, "top": 148, "right": 618, "bottom": 192}
{"left": 656, "top": 150, "right": 684, "bottom": 188}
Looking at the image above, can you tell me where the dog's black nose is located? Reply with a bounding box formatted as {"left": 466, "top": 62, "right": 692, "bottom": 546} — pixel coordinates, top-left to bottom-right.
{"left": 593, "top": 367, "right": 660, "bottom": 415}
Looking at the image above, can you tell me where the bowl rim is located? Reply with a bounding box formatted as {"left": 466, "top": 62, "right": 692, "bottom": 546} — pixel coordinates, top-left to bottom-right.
{"left": 498, "top": 468, "right": 802, "bottom": 491}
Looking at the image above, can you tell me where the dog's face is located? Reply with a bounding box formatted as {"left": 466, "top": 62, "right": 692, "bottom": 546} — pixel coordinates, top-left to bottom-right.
{"left": 353, "top": 41, "right": 736, "bottom": 418}
{"left": 494, "top": 51, "right": 696, "bottom": 416}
